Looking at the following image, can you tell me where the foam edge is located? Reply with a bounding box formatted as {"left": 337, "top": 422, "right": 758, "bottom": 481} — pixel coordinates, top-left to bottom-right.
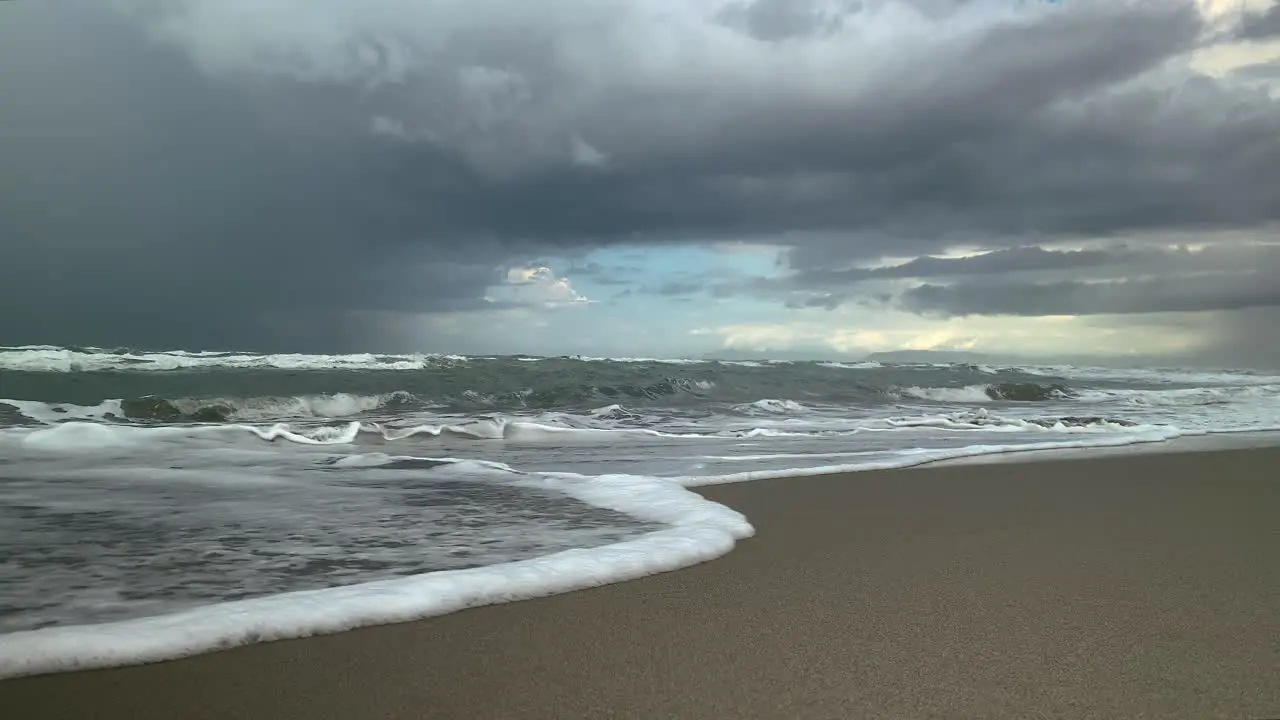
{"left": 0, "top": 521, "right": 749, "bottom": 680}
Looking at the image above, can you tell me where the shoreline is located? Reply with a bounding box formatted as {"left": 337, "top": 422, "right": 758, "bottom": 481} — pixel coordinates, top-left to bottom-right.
{"left": 5, "top": 445, "right": 1280, "bottom": 718}
{"left": 917, "top": 427, "right": 1280, "bottom": 467}
{"left": 5, "top": 430, "right": 1274, "bottom": 679}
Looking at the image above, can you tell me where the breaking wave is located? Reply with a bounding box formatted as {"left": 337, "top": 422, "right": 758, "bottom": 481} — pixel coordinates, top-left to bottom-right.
{"left": 898, "top": 382, "right": 1075, "bottom": 403}
{"left": 5, "top": 410, "right": 1164, "bottom": 452}
{"left": 118, "top": 392, "right": 417, "bottom": 423}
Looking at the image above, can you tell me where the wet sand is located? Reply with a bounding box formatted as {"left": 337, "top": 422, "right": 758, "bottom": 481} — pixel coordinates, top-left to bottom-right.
{"left": 4, "top": 447, "right": 1279, "bottom": 719}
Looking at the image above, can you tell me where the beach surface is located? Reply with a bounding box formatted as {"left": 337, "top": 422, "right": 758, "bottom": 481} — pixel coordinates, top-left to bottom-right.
{"left": 3, "top": 446, "right": 1279, "bottom": 719}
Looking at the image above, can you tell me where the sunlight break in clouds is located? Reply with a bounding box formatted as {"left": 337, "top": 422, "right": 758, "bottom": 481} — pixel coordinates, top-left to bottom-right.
{"left": 491, "top": 267, "right": 593, "bottom": 308}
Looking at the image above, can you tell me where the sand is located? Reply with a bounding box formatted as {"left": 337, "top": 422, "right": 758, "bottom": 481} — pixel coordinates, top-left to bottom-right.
{"left": 3, "top": 447, "right": 1279, "bottom": 719}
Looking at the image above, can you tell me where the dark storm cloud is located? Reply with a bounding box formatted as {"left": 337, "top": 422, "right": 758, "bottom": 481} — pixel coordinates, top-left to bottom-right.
{"left": 895, "top": 242, "right": 1280, "bottom": 318}
{"left": 1236, "top": 1, "right": 1280, "bottom": 40}
{"left": 717, "top": 241, "right": 1280, "bottom": 318}
{"left": 886, "top": 243, "right": 1280, "bottom": 318}
{"left": 900, "top": 272, "right": 1280, "bottom": 317}
{"left": 0, "top": 1, "right": 510, "bottom": 350}
{"left": 2, "top": 0, "right": 1279, "bottom": 353}
{"left": 118, "top": 0, "right": 1268, "bottom": 255}
{"left": 449, "top": 0, "right": 1226, "bottom": 252}
{"left": 723, "top": 242, "right": 1280, "bottom": 295}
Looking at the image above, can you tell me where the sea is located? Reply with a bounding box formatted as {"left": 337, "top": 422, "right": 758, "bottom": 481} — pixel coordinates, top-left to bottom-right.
{"left": 2, "top": 344, "right": 1278, "bottom": 677}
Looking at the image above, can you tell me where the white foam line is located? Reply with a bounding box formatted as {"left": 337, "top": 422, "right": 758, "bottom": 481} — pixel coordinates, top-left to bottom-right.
{"left": 682, "top": 427, "right": 1189, "bottom": 486}
{"left": 0, "top": 471, "right": 751, "bottom": 680}
{"left": 0, "top": 529, "right": 744, "bottom": 680}
{"left": 1206, "top": 424, "right": 1280, "bottom": 435}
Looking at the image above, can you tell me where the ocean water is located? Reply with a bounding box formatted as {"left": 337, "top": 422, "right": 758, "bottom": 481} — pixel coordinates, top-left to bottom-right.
{"left": 2, "top": 344, "right": 1278, "bottom": 677}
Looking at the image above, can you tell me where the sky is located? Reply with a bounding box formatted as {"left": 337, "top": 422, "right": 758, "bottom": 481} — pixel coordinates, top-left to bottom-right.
{"left": 1, "top": 0, "right": 1279, "bottom": 364}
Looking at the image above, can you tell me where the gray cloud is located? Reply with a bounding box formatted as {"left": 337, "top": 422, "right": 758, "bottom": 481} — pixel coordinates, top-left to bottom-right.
{"left": 715, "top": 0, "right": 860, "bottom": 42}
{"left": 784, "top": 293, "right": 849, "bottom": 310}
{"left": 118, "top": 0, "right": 1251, "bottom": 252}
{"left": 797, "top": 245, "right": 1141, "bottom": 284}
{"left": 719, "top": 241, "right": 1280, "bottom": 328}
{"left": 1198, "top": 307, "right": 1280, "bottom": 368}
{"left": 725, "top": 242, "right": 1280, "bottom": 300}
{"left": 1236, "top": 1, "right": 1280, "bottom": 40}
{"left": 901, "top": 272, "right": 1280, "bottom": 317}
{"left": 2, "top": 0, "right": 1279, "bottom": 355}
{"left": 0, "top": 2, "right": 512, "bottom": 350}
{"left": 1233, "top": 59, "right": 1280, "bottom": 81}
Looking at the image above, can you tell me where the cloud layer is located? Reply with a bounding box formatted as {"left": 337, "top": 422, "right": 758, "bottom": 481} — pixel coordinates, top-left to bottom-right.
{"left": 1236, "top": 0, "right": 1280, "bottom": 40}
{"left": 1, "top": 0, "right": 1278, "bottom": 359}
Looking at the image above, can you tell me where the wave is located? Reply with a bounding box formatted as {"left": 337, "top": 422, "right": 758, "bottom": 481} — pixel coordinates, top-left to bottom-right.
{"left": 0, "top": 454, "right": 754, "bottom": 679}
{"left": 1074, "top": 384, "right": 1280, "bottom": 407}
{"left": 898, "top": 382, "right": 1074, "bottom": 403}
{"left": 7, "top": 408, "right": 1169, "bottom": 454}
{"left": 735, "top": 398, "right": 807, "bottom": 414}
{"left": 5, "top": 346, "right": 1280, "bottom": 681}
{"left": 122, "top": 392, "right": 418, "bottom": 423}
{"left": 0, "top": 374, "right": 727, "bottom": 422}
{"left": 0, "top": 399, "right": 126, "bottom": 425}
{"left": 5, "top": 373, "right": 1276, "bottom": 449}
{"left": 3, "top": 346, "right": 796, "bottom": 372}
{"left": 12, "top": 345, "right": 1274, "bottom": 423}
{"left": 687, "top": 426, "right": 1194, "bottom": 486}
{"left": 0, "top": 393, "right": 416, "bottom": 424}
{"left": 817, "top": 361, "right": 883, "bottom": 369}
{"left": 1017, "top": 364, "right": 1280, "bottom": 386}
{"left": 6, "top": 414, "right": 1275, "bottom": 680}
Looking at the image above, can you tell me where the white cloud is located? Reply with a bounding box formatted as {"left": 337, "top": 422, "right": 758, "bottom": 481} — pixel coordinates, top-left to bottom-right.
{"left": 491, "top": 266, "right": 592, "bottom": 307}
{"left": 713, "top": 322, "right": 805, "bottom": 351}
{"left": 712, "top": 240, "right": 789, "bottom": 258}
{"left": 570, "top": 135, "right": 608, "bottom": 167}
{"left": 370, "top": 115, "right": 409, "bottom": 139}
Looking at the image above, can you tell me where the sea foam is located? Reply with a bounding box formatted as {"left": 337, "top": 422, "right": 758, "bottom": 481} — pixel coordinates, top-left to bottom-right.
{"left": 4, "top": 416, "right": 1280, "bottom": 679}
{"left": 0, "top": 457, "right": 751, "bottom": 680}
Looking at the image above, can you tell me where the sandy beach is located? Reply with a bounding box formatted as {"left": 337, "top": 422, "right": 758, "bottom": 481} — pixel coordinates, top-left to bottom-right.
{"left": 3, "top": 446, "right": 1279, "bottom": 719}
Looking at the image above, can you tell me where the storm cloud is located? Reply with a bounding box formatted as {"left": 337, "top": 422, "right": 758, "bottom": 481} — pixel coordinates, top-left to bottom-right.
{"left": 1236, "top": 0, "right": 1280, "bottom": 40}
{"left": 901, "top": 273, "right": 1280, "bottom": 317}
{"left": 1, "top": 0, "right": 1278, "bottom": 358}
